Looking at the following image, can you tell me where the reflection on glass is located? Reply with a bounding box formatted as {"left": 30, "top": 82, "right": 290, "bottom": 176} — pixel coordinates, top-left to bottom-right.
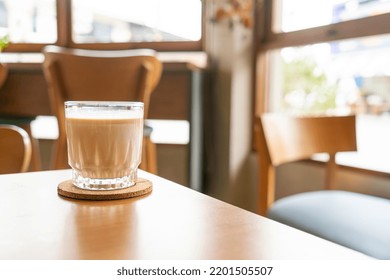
{"left": 274, "top": 0, "right": 390, "bottom": 32}
{"left": 72, "top": 0, "right": 202, "bottom": 43}
{"left": 271, "top": 34, "right": 390, "bottom": 116}
{"left": 0, "top": 0, "right": 57, "bottom": 43}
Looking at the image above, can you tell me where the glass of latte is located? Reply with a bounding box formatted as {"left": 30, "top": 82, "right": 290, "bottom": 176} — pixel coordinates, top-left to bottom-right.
{"left": 65, "top": 101, "right": 144, "bottom": 190}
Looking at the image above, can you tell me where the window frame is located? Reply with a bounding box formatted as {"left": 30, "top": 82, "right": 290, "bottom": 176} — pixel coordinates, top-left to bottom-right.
{"left": 255, "top": 0, "right": 390, "bottom": 115}
{"left": 3, "top": 0, "right": 204, "bottom": 53}
{"left": 254, "top": 1, "right": 390, "bottom": 176}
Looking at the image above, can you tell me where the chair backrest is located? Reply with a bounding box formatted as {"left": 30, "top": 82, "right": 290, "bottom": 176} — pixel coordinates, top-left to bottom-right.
{"left": 42, "top": 45, "right": 163, "bottom": 169}
{"left": 0, "top": 124, "right": 32, "bottom": 174}
{"left": 254, "top": 114, "right": 357, "bottom": 215}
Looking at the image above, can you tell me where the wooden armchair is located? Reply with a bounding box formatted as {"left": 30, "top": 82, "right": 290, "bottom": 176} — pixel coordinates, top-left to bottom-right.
{"left": 42, "top": 46, "right": 162, "bottom": 173}
{"left": 0, "top": 124, "right": 32, "bottom": 174}
{"left": 255, "top": 114, "right": 390, "bottom": 259}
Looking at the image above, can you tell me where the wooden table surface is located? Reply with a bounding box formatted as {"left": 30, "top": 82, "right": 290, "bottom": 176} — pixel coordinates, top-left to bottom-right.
{"left": 0, "top": 169, "right": 371, "bottom": 260}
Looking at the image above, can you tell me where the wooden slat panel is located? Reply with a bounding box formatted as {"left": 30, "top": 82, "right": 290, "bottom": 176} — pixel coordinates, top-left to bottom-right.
{"left": 149, "top": 69, "right": 190, "bottom": 120}
{"left": 0, "top": 64, "right": 51, "bottom": 117}
{"left": 0, "top": 62, "right": 197, "bottom": 120}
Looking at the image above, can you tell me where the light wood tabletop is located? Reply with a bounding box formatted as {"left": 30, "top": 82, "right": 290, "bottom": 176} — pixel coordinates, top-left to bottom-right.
{"left": 0, "top": 169, "right": 371, "bottom": 260}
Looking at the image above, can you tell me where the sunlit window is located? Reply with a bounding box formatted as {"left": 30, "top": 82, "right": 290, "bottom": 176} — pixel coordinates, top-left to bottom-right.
{"left": 274, "top": 0, "right": 390, "bottom": 32}
{"left": 270, "top": 35, "right": 390, "bottom": 116}
{"left": 262, "top": 1, "right": 390, "bottom": 172}
{"left": 0, "top": 0, "right": 57, "bottom": 43}
{"left": 0, "top": 0, "right": 203, "bottom": 52}
{"left": 71, "top": 0, "right": 202, "bottom": 43}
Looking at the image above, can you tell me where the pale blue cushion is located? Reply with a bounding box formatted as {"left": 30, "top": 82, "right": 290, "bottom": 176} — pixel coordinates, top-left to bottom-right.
{"left": 268, "top": 190, "right": 390, "bottom": 259}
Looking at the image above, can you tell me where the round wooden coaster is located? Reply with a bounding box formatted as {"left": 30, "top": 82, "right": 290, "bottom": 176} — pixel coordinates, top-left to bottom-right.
{"left": 57, "top": 178, "right": 152, "bottom": 201}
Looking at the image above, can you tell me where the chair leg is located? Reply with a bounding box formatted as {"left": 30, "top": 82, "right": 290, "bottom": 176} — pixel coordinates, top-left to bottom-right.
{"left": 145, "top": 136, "right": 158, "bottom": 174}
{"left": 141, "top": 135, "right": 158, "bottom": 174}
{"left": 19, "top": 123, "right": 42, "bottom": 171}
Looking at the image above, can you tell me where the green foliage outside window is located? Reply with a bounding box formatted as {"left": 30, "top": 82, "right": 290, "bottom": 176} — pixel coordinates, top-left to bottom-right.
{"left": 0, "top": 35, "right": 9, "bottom": 51}
{"left": 282, "top": 57, "right": 337, "bottom": 115}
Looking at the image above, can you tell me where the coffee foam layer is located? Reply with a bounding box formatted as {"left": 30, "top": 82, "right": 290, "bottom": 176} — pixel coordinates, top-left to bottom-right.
{"left": 66, "top": 109, "right": 143, "bottom": 119}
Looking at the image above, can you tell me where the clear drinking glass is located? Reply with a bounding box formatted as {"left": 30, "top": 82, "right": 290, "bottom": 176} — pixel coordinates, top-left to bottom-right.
{"left": 65, "top": 101, "right": 144, "bottom": 190}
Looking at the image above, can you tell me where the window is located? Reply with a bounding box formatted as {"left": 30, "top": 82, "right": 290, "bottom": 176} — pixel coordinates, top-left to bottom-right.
{"left": 72, "top": 0, "right": 202, "bottom": 44}
{"left": 275, "top": 0, "right": 390, "bottom": 33}
{"left": 0, "top": 0, "right": 57, "bottom": 43}
{"left": 0, "top": 0, "right": 203, "bottom": 53}
{"left": 257, "top": 0, "right": 390, "bottom": 173}
{"left": 269, "top": 34, "right": 390, "bottom": 116}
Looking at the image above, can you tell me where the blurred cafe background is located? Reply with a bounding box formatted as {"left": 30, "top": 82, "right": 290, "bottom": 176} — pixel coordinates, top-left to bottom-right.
{"left": 1, "top": 0, "right": 390, "bottom": 213}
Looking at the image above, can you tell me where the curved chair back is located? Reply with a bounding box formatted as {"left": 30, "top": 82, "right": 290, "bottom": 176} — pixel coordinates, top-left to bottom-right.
{"left": 42, "top": 45, "right": 162, "bottom": 171}
{"left": 0, "top": 125, "right": 32, "bottom": 174}
{"left": 255, "top": 114, "right": 357, "bottom": 215}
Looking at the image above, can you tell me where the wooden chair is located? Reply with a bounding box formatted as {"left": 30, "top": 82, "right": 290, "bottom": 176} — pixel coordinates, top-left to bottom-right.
{"left": 42, "top": 45, "right": 162, "bottom": 173}
{"left": 0, "top": 124, "right": 32, "bottom": 174}
{"left": 255, "top": 114, "right": 390, "bottom": 259}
